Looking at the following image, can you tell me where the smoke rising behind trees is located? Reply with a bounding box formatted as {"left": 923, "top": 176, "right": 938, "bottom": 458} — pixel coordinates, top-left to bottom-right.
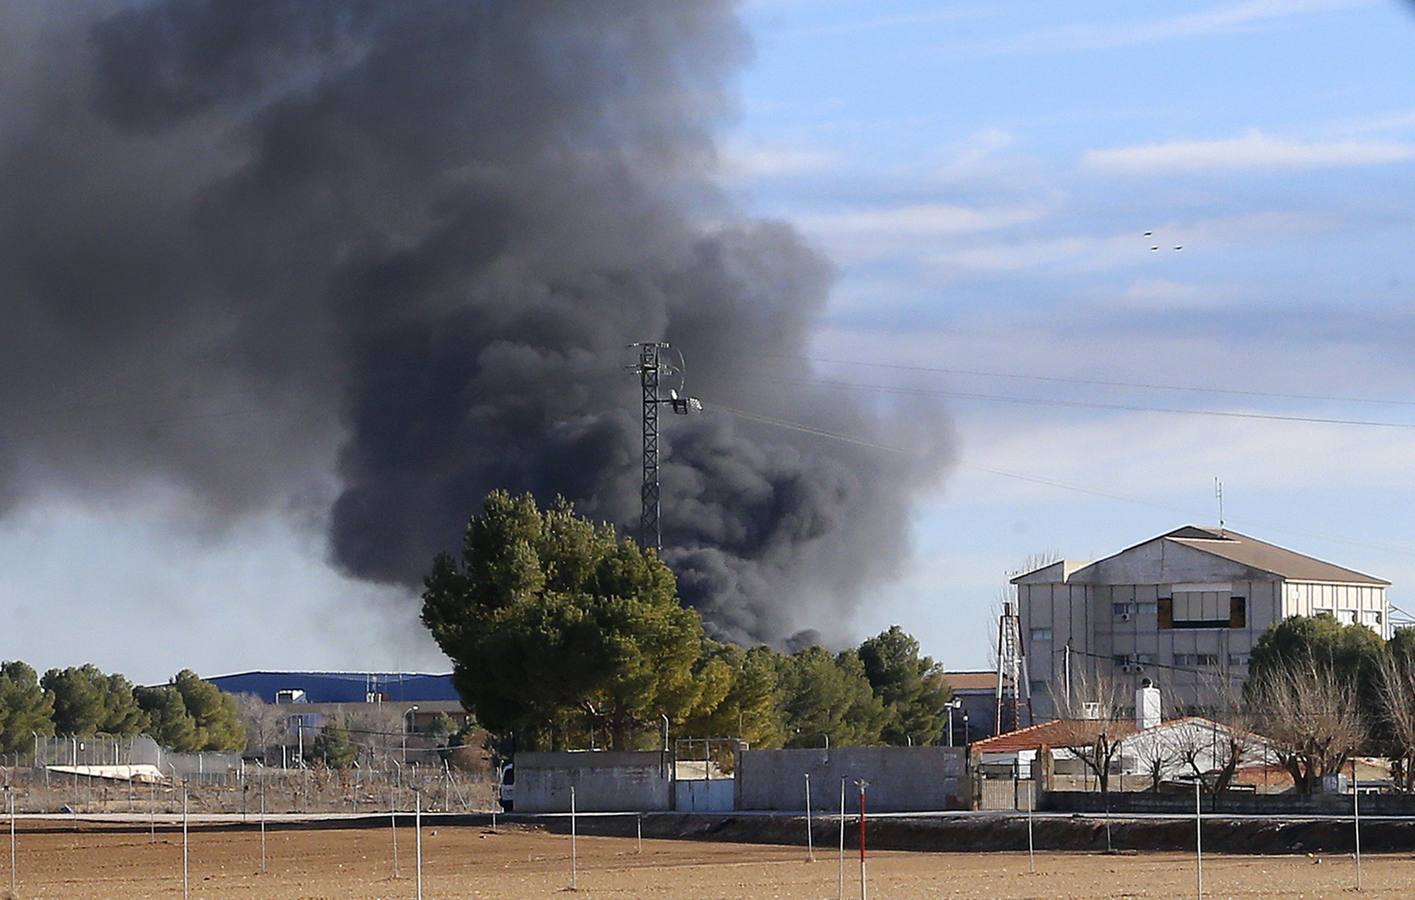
{"left": 0, "top": 2, "right": 951, "bottom": 646}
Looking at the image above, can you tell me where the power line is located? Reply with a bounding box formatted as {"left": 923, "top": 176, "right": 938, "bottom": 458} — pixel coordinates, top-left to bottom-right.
{"left": 748, "top": 352, "right": 1415, "bottom": 408}
{"left": 1056, "top": 646, "right": 1246, "bottom": 684}
{"left": 709, "top": 400, "right": 1415, "bottom": 560}
{"left": 720, "top": 373, "right": 1415, "bottom": 429}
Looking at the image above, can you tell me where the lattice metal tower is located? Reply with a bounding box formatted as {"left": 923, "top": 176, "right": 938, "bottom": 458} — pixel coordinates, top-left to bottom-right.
{"left": 994, "top": 600, "right": 1034, "bottom": 735}
{"left": 632, "top": 342, "right": 668, "bottom": 550}
{"left": 627, "top": 342, "right": 701, "bottom": 551}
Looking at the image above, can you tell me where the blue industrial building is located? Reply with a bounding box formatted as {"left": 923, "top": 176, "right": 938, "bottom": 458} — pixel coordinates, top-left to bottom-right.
{"left": 208, "top": 671, "right": 459, "bottom": 704}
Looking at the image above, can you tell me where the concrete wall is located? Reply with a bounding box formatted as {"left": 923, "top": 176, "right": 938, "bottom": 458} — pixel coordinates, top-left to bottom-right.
{"left": 515, "top": 750, "right": 671, "bottom": 813}
{"left": 735, "top": 746, "right": 966, "bottom": 812}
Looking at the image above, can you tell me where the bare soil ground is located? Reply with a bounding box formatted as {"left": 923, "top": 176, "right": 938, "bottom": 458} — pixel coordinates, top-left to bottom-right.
{"left": 5, "top": 820, "right": 1415, "bottom": 898}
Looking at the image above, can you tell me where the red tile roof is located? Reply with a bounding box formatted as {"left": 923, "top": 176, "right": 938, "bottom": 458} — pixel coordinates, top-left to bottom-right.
{"left": 971, "top": 718, "right": 1138, "bottom": 753}
{"left": 942, "top": 671, "right": 995, "bottom": 692}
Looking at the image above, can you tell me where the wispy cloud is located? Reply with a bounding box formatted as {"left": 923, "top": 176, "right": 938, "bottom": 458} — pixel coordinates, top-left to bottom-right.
{"left": 719, "top": 143, "right": 837, "bottom": 179}
{"left": 797, "top": 202, "right": 1050, "bottom": 264}
{"left": 1085, "top": 130, "right": 1415, "bottom": 173}
{"left": 1327, "top": 107, "right": 1415, "bottom": 137}
{"left": 987, "top": 0, "right": 1378, "bottom": 55}
{"left": 1112, "top": 278, "right": 1236, "bottom": 312}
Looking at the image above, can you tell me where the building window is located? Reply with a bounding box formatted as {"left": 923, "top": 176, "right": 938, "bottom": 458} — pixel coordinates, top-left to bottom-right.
{"left": 1113, "top": 654, "right": 1130, "bottom": 667}
{"left": 1161, "top": 591, "right": 1238, "bottom": 629}
{"left": 1029, "top": 627, "right": 1053, "bottom": 642}
{"left": 1112, "top": 602, "right": 1135, "bottom": 616}
{"left": 1229, "top": 653, "right": 1251, "bottom": 667}
{"left": 1029, "top": 679, "right": 1048, "bottom": 695}
{"left": 1133, "top": 653, "right": 1154, "bottom": 665}
{"left": 1174, "top": 653, "right": 1219, "bottom": 667}
{"left": 1314, "top": 607, "right": 1334, "bottom": 618}
{"left": 1229, "top": 597, "right": 1246, "bottom": 628}
{"left": 1136, "top": 601, "right": 1158, "bottom": 616}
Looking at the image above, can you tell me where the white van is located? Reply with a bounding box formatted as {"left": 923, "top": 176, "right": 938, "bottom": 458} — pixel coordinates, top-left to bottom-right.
{"left": 498, "top": 763, "right": 514, "bottom": 811}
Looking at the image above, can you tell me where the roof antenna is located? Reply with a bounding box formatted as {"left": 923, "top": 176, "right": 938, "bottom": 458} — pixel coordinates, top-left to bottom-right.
{"left": 1214, "top": 477, "right": 1224, "bottom": 537}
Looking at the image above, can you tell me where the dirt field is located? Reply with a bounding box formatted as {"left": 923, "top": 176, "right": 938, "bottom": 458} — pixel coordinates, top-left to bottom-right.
{"left": 5, "top": 820, "right": 1415, "bottom": 898}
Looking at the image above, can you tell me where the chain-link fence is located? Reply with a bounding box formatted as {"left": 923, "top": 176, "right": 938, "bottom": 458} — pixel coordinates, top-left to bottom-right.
{"left": 1, "top": 735, "right": 496, "bottom": 815}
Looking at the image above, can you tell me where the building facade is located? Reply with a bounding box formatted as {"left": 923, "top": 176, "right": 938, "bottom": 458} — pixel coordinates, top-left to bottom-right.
{"left": 1014, "top": 526, "right": 1389, "bottom": 718}
{"left": 940, "top": 671, "right": 996, "bottom": 742}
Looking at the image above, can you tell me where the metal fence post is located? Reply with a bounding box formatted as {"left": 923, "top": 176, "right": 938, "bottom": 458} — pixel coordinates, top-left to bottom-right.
{"left": 856, "top": 780, "right": 869, "bottom": 900}
{"left": 1353, "top": 758, "right": 1362, "bottom": 893}
{"left": 260, "top": 776, "right": 267, "bottom": 875}
{"left": 1026, "top": 780, "right": 1035, "bottom": 874}
{"left": 1195, "top": 779, "right": 1203, "bottom": 899}
{"left": 570, "top": 785, "right": 578, "bottom": 892}
{"left": 415, "top": 787, "right": 424, "bottom": 900}
{"left": 804, "top": 773, "right": 814, "bottom": 862}
{"left": 838, "top": 778, "right": 846, "bottom": 900}
{"left": 182, "top": 782, "right": 190, "bottom": 900}
{"left": 390, "top": 788, "right": 400, "bottom": 879}
{"left": 8, "top": 787, "right": 16, "bottom": 896}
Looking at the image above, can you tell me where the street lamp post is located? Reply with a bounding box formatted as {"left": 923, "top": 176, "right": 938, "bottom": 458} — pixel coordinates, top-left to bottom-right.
{"left": 946, "top": 700, "right": 963, "bottom": 747}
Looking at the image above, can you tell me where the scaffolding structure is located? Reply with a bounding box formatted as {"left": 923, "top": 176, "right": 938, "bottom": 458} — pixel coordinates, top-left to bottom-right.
{"left": 994, "top": 600, "right": 1034, "bottom": 735}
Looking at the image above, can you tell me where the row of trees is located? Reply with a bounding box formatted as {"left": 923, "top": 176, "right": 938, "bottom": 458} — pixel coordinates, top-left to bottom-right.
{"left": 0, "top": 662, "right": 244, "bottom": 754}
{"left": 422, "top": 492, "right": 955, "bottom": 752}
{"left": 1050, "top": 614, "right": 1415, "bottom": 795}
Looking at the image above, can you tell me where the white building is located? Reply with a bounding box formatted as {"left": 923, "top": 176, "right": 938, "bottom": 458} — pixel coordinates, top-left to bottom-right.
{"left": 1014, "top": 526, "right": 1389, "bottom": 718}
{"left": 971, "top": 681, "right": 1279, "bottom": 788}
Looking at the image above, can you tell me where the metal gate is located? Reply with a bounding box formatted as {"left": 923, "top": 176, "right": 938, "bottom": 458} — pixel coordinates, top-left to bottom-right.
{"left": 979, "top": 776, "right": 1037, "bottom": 811}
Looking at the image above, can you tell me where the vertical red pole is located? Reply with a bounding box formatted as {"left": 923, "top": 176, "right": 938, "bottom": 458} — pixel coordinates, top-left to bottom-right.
{"left": 857, "top": 783, "right": 868, "bottom": 900}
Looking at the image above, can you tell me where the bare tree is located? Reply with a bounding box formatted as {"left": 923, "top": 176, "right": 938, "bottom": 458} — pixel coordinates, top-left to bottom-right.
{"left": 235, "top": 694, "right": 288, "bottom": 761}
{"left": 1050, "top": 664, "right": 1132, "bottom": 793}
{"left": 1127, "top": 729, "right": 1179, "bottom": 792}
{"left": 1249, "top": 662, "right": 1364, "bottom": 795}
{"left": 346, "top": 704, "right": 406, "bottom": 767}
{"left": 1165, "top": 676, "right": 1256, "bottom": 794}
{"left": 1376, "top": 649, "right": 1415, "bottom": 792}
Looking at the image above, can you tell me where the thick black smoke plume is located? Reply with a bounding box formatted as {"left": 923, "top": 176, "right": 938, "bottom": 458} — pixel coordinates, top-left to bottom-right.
{"left": 0, "top": 2, "right": 951, "bottom": 644}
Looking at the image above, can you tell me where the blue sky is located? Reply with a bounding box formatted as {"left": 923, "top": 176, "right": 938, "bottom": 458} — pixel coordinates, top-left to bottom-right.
{"left": 3, "top": 0, "right": 1413, "bottom": 682}
{"left": 722, "top": 0, "right": 1415, "bottom": 669}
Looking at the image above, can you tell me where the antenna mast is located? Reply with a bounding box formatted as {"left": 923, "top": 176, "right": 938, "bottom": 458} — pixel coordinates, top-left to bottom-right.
{"left": 1215, "top": 477, "right": 1224, "bottom": 536}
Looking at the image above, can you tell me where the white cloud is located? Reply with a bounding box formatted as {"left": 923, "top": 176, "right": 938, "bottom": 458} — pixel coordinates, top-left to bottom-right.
{"left": 953, "top": 412, "right": 1415, "bottom": 508}
{"left": 1085, "top": 130, "right": 1415, "bottom": 173}
{"left": 718, "top": 143, "right": 837, "bottom": 179}
{"left": 988, "top": 0, "right": 1379, "bottom": 55}
{"left": 1113, "top": 278, "right": 1235, "bottom": 312}
{"left": 931, "top": 128, "right": 1019, "bottom": 181}
{"left": 797, "top": 202, "right": 1049, "bottom": 264}
{"left": 1325, "top": 107, "right": 1415, "bottom": 137}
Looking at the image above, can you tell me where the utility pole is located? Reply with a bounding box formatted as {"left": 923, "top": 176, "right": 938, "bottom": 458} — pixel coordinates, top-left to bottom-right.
{"left": 627, "top": 342, "right": 701, "bottom": 551}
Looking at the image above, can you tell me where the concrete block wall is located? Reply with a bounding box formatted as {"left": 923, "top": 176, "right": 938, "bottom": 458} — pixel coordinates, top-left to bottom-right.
{"left": 734, "top": 746, "right": 967, "bottom": 812}
{"left": 515, "top": 750, "right": 671, "bottom": 813}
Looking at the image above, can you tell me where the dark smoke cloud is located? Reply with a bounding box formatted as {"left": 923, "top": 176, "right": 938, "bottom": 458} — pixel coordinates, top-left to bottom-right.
{"left": 0, "top": 1, "right": 952, "bottom": 645}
